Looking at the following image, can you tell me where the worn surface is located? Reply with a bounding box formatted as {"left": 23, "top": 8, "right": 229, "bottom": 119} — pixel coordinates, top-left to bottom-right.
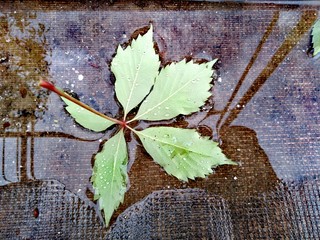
{"left": 0, "top": 0, "right": 320, "bottom": 238}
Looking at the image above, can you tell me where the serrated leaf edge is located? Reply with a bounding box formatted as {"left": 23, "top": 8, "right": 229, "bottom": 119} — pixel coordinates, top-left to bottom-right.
{"left": 91, "top": 130, "right": 128, "bottom": 225}
{"left": 132, "top": 59, "right": 217, "bottom": 121}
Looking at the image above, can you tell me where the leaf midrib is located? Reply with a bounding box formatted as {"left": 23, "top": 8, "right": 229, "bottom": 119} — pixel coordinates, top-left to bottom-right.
{"left": 136, "top": 129, "right": 211, "bottom": 157}
{"left": 132, "top": 63, "right": 209, "bottom": 121}
{"left": 110, "top": 130, "right": 124, "bottom": 202}
{"left": 123, "top": 46, "right": 145, "bottom": 119}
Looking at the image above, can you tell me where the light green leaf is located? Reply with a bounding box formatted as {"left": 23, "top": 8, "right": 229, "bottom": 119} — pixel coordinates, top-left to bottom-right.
{"left": 91, "top": 130, "right": 128, "bottom": 226}
{"left": 61, "top": 97, "right": 115, "bottom": 132}
{"left": 136, "top": 127, "right": 236, "bottom": 181}
{"left": 111, "top": 25, "right": 160, "bottom": 118}
{"left": 132, "top": 59, "right": 217, "bottom": 121}
{"left": 312, "top": 19, "right": 320, "bottom": 57}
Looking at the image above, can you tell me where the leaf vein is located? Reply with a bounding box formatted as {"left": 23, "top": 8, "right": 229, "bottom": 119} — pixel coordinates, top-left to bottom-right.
{"left": 137, "top": 130, "right": 211, "bottom": 157}
{"left": 124, "top": 51, "right": 144, "bottom": 118}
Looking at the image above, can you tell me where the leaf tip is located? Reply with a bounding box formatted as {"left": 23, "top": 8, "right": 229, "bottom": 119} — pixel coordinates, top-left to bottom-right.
{"left": 224, "top": 159, "right": 238, "bottom": 166}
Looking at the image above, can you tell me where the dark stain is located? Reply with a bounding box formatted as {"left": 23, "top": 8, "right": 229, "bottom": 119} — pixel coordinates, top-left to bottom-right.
{"left": 217, "top": 126, "right": 279, "bottom": 199}
{"left": 66, "top": 22, "right": 82, "bottom": 42}
{"left": 19, "top": 87, "right": 28, "bottom": 98}
{"left": 33, "top": 208, "right": 39, "bottom": 218}
{"left": 2, "top": 122, "right": 10, "bottom": 129}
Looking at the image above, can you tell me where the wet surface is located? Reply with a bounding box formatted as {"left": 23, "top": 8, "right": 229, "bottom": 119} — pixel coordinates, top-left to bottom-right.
{"left": 0, "top": 0, "right": 320, "bottom": 238}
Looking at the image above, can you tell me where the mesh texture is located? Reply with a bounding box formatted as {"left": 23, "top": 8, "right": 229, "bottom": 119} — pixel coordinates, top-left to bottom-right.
{"left": 107, "top": 177, "right": 320, "bottom": 239}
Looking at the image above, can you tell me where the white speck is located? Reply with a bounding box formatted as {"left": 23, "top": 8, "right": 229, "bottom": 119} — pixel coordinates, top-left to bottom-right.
{"left": 234, "top": 176, "right": 237, "bottom": 180}
{"left": 217, "top": 77, "right": 222, "bottom": 82}
{"left": 99, "top": 139, "right": 103, "bottom": 142}
{"left": 78, "top": 74, "right": 84, "bottom": 81}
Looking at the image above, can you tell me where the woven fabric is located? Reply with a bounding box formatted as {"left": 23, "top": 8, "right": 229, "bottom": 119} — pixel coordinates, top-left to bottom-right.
{"left": 0, "top": 180, "right": 106, "bottom": 239}
{"left": 108, "top": 177, "right": 320, "bottom": 239}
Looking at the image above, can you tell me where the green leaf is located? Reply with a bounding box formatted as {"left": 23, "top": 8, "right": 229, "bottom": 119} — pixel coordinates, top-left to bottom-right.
{"left": 133, "top": 59, "right": 217, "bottom": 121}
{"left": 312, "top": 19, "right": 320, "bottom": 57}
{"left": 111, "top": 25, "right": 160, "bottom": 118}
{"left": 91, "top": 130, "right": 128, "bottom": 225}
{"left": 136, "top": 127, "right": 236, "bottom": 181}
{"left": 61, "top": 97, "right": 115, "bottom": 132}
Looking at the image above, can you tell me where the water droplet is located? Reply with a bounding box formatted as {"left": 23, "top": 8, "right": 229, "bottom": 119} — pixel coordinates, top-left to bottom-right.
{"left": 165, "top": 114, "right": 170, "bottom": 117}
{"left": 172, "top": 137, "right": 177, "bottom": 143}
{"left": 78, "top": 74, "right": 84, "bottom": 81}
{"left": 165, "top": 106, "right": 170, "bottom": 110}
{"left": 153, "top": 112, "right": 158, "bottom": 116}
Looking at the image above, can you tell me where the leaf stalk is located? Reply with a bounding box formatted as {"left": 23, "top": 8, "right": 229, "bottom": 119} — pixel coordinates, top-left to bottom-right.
{"left": 39, "top": 79, "right": 122, "bottom": 125}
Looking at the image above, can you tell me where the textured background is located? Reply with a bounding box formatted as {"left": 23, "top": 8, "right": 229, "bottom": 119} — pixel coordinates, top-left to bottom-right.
{"left": 0, "top": 1, "right": 319, "bottom": 239}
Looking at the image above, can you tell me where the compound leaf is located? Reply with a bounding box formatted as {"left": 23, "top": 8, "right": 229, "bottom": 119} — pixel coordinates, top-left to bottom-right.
{"left": 133, "top": 59, "right": 217, "bottom": 121}
{"left": 136, "top": 127, "right": 236, "bottom": 181}
{"left": 111, "top": 25, "right": 160, "bottom": 118}
{"left": 91, "top": 130, "right": 128, "bottom": 226}
{"left": 312, "top": 19, "right": 320, "bottom": 57}
{"left": 61, "top": 97, "right": 115, "bottom": 132}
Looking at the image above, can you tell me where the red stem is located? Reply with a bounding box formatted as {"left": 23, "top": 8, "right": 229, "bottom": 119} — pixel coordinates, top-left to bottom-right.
{"left": 39, "top": 79, "right": 122, "bottom": 125}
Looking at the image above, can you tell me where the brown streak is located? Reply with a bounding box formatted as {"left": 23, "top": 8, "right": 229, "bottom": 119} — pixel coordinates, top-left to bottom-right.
{"left": 220, "top": 10, "right": 317, "bottom": 132}
{"left": 0, "top": 131, "right": 101, "bottom": 142}
{"left": 216, "top": 11, "right": 280, "bottom": 131}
